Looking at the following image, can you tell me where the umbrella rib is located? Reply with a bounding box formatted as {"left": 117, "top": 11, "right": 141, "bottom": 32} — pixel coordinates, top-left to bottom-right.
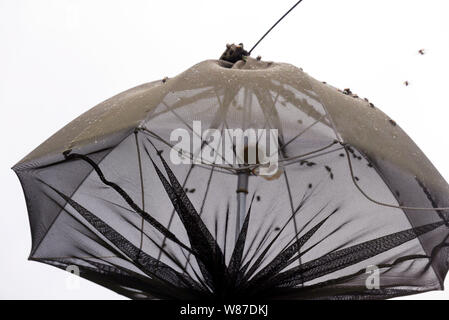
{"left": 282, "top": 170, "right": 301, "bottom": 269}
{"left": 36, "top": 192, "right": 131, "bottom": 261}
{"left": 301, "top": 76, "right": 344, "bottom": 143}
{"left": 199, "top": 121, "right": 235, "bottom": 169}
{"left": 140, "top": 138, "right": 208, "bottom": 284}
{"left": 241, "top": 189, "right": 315, "bottom": 281}
{"left": 253, "top": 88, "right": 286, "bottom": 145}
{"left": 269, "top": 82, "right": 332, "bottom": 130}
{"left": 140, "top": 127, "right": 237, "bottom": 172}
{"left": 274, "top": 103, "right": 302, "bottom": 270}
{"left": 223, "top": 204, "right": 231, "bottom": 263}
{"left": 240, "top": 190, "right": 286, "bottom": 266}
{"left": 222, "top": 119, "right": 246, "bottom": 166}
{"left": 141, "top": 127, "right": 341, "bottom": 173}
{"left": 161, "top": 101, "right": 195, "bottom": 132}
{"left": 279, "top": 144, "right": 343, "bottom": 167}
{"left": 179, "top": 130, "right": 223, "bottom": 270}
{"left": 263, "top": 253, "right": 433, "bottom": 299}
{"left": 29, "top": 134, "right": 132, "bottom": 258}
{"left": 280, "top": 114, "right": 327, "bottom": 152}
{"left": 63, "top": 152, "right": 194, "bottom": 254}
{"left": 156, "top": 164, "right": 195, "bottom": 262}
{"left": 134, "top": 132, "right": 146, "bottom": 255}
{"left": 181, "top": 164, "right": 217, "bottom": 272}
{"left": 149, "top": 87, "right": 217, "bottom": 120}
{"left": 152, "top": 123, "right": 227, "bottom": 263}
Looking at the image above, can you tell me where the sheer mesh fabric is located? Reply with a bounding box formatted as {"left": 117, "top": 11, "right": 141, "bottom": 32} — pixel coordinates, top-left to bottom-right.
{"left": 13, "top": 58, "right": 449, "bottom": 300}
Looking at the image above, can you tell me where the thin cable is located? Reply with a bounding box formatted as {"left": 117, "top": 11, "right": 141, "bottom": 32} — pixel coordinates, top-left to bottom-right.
{"left": 249, "top": 0, "right": 304, "bottom": 55}
{"left": 343, "top": 145, "right": 449, "bottom": 211}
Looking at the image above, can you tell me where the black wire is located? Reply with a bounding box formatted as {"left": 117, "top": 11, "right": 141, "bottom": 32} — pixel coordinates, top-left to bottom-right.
{"left": 249, "top": 0, "right": 304, "bottom": 55}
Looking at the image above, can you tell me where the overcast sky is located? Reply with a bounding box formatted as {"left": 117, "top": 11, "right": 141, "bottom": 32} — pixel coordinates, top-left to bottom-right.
{"left": 1, "top": 0, "right": 449, "bottom": 299}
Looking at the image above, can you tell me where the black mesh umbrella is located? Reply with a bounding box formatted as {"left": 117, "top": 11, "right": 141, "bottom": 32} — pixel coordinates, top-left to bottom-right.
{"left": 13, "top": 52, "right": 449, "bottom": 300}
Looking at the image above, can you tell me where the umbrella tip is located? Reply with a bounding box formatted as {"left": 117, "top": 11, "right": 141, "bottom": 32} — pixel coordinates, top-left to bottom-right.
{"left": 219, "top": 43, "right": 249, "bottom": 64}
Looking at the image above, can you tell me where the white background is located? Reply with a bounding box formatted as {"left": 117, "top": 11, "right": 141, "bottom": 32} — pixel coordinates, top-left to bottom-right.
{"left": 1, "top": 0, "right": 448, "bottom": 299}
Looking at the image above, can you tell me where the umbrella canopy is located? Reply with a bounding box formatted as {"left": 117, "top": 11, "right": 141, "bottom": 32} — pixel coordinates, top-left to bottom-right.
{"left": 13, "top": 56, "right": 449, "bottom": 300}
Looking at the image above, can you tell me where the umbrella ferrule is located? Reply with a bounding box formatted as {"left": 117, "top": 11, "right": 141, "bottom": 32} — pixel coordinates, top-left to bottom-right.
{"left": 220, "top": 43, "right": 249, "bottom": 64}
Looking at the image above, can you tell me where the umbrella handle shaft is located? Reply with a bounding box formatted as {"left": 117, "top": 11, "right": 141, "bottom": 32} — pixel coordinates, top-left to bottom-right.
{"left": 236, "top": 172, "right": 249, "bottom": 243}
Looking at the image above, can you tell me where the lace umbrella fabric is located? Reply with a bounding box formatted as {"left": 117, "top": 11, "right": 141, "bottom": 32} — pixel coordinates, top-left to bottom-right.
{"left": 13, "top": 57, "right": 449, "bottom": 300}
